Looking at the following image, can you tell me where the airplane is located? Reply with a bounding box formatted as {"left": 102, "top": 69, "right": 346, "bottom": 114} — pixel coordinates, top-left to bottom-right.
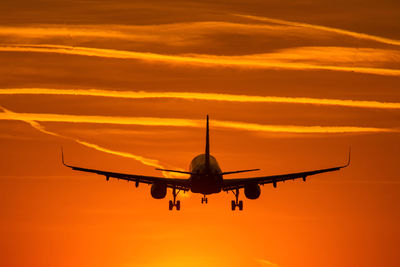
{"left": 62, "top": 115, "right": 350, "bottom": 211}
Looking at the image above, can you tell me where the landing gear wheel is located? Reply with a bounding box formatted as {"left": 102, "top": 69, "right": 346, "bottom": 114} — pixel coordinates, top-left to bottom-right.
{"left": 230, "top": 189, "right": 244, "bottom": 211}
{"left": 169, "top": 187, "right": 182, "bottom": 211}
{"left": 201, "top": 195, "right": 208, "bottom": 204}
{"left": 205, "top": 198, "right": 208, "bottom": 204}
{"left": 238, "top": 200, "right": 243, "bottom": 211}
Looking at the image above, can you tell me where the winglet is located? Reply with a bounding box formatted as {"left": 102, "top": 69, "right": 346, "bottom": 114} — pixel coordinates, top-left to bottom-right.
{"left": 346, "top": 147, "right": 351, "bottom": 166}
{"left": 61, "top": 146, "right": 68, "bottom": 167}
{"left": 343, "top": 147, "right": 351, "bottom": 168}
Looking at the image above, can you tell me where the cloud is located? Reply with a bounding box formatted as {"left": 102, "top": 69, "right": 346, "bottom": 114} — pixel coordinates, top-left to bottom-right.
{"left": 1, "top": 18, "right": 398, "bottom": 50}
{"left": 0, "top": 106, "right": 396, "bottom": 134}
{"left": 1, "top": 44, "right": 399, "bottom": 76}
{"left": 264, "top": 46, "right": 400, "bottom": 68}
{"left": 1, "top": 87, "right": 400, "bottom": 109}
{"left": 254, "top": 258, "right": 280, "bottom": 267}
{"left": 0, "top": 22, "right": 293, "bottom": 45}
{"left": 0, "top": 25, "right": 129, "bottom": 39}
{"left": 235, "top": 14, "right": 400, "bottom": 46}
{"left": 0, "top": 106, "right": 186, "bottom": 178}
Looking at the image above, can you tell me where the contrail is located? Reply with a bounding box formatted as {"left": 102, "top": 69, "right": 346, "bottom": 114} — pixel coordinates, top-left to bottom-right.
{"left": 235, "top": 14, "right": 400, "bottom": 46}
{"left": 0, "top": 106, "right": 186, "bottom": 178}
{"left": 0, "top": 106, "right": 395, "bottom": 134}
{"left": 72, "top": 140, "right": 187, "bottom": 178}
{"left": 1, "top": 88, "right": 400, "bottom": 109}
{"left": 1, "top": 44, "right": 399, "bottom": 76}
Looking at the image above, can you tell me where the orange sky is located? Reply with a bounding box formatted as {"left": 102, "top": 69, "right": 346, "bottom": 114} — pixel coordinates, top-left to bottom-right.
{"left": 0, "top": 1, "right": 399, "bottom": 266}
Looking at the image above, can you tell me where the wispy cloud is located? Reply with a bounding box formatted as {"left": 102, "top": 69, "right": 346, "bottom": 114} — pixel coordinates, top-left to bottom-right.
{"left": 235, "top": 14, "right": 400, "bottom": 46}
{"left": 2, "top": 17, "right": 399, "bottom": 49}
{"left": 0, "top": 25, "right": 129, "bottom": 39}
{"left": 0, "top": 22, "right": 292, "bottom": 45}
{"left": 254, "top": 258, "right": 280, "bottom": 267}
{"left": 212, "top": 120, "right": 395, "bottom": 134}
{"left": 72, "top": 140, "right": 187, "bottom": 178}
{"left": 0, "top": 106, "right": 186, "bottom": 178}
{"left": 0, "top": 106, "right": 395, "bottom": 134}
{"left": 1, "top": 44, "right": 399, "bottom": 76}
{"left": 265, "top": 46, "right": 400, "bottom": 68}
{"left": 1, "top": 88, "right": 400, "bottom": 109}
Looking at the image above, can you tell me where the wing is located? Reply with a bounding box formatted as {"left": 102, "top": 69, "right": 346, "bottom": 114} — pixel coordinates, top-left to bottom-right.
{"left": 222, "top": 150, "right": 351, "bottom": 191}
{"left": 62, "top": 149, "right": 190, "bottom": 191}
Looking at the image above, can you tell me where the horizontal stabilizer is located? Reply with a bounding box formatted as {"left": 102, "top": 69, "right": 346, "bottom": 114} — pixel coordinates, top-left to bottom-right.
{"left": 155, "top": 168, "right": 193, "bottom": 175}
{"left": 222, "top": 168, "right": 260, "bottom": 175}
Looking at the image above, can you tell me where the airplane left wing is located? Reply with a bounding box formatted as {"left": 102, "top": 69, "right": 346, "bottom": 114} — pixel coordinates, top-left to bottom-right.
{"left": 222, "top": 150, "right": 350, "bottom": 191}
{"left": 62, "top": 150, "right": 190, "bottom": 190}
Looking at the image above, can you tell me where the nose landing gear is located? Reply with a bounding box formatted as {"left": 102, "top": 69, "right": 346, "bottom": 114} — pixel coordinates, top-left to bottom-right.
{"left": 169, "top": 200, "right": 180, "bottom": 210}
{"left": 169, "top": 187, "right": 181, "bottom": 211}
{"left": 231, "top": 188, "right": 243, "bottom": 211}
{"left": 201, "top": 195, "right": 208, "bottom": 204}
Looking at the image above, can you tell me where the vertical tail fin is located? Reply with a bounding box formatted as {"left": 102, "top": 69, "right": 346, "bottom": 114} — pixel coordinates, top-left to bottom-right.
{"left": 205, "top": 115, "right": 210, "bottom": 171}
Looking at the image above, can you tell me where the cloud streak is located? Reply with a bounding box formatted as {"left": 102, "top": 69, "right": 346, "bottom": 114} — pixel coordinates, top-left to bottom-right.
{"left": 0, "top": 106, "right": 395, "bottom": 134}
{"left": 72, "top": 140, "right": 187, "bottom": 178}
{"left": 0, "top": 22, "right": 292, "bottom": 45}
{"left": 1, "top": 88, "right": 400, "bottom": 109}
{"left": 235, "top": 14, "right": 400, "bottom": 46}
{"left": 2, "top": 18, "right": 399, "bottom": 49}
{"left": 0, "top": 106, "right": 185, "bottom": 178}
{"left": 1, "top": 44, "right": 399, "bottom": 76}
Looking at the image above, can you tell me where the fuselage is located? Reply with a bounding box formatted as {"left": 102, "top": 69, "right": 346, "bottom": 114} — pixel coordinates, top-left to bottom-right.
{"left": 189, "top": 154, "right": 223, "bottom": 194}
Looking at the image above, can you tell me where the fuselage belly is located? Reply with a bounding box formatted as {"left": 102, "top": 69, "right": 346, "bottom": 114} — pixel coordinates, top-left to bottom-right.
{"left": 189, "top": 154, "right": 222, "bottom": 194}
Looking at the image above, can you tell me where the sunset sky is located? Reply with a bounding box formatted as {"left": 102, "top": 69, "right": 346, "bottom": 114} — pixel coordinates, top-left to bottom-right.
{"left": 0, "top": 1, "right": 399, "bottom": 266}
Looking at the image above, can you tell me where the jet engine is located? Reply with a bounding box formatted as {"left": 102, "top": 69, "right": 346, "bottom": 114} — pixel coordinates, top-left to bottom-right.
{"left": 151, "top": 183, "right": 167, "bottom": 199}
{"left": 244, "top": 184, "right": 261, "bottom": 199}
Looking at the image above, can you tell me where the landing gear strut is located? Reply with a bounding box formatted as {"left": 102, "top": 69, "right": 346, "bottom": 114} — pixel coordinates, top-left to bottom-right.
{"left": 169, "top": 187, "right": 181, "bottom": 211}
{"left": 231, "top": 188, "right": 243, "bottom": 211}
{"left": 201, "top": 195, "right": 208, "bottom": 204}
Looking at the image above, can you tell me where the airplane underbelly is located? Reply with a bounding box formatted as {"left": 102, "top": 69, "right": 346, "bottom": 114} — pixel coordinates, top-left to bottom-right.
{"left": 190, "top": 175, "right": 222, "bottom": 194}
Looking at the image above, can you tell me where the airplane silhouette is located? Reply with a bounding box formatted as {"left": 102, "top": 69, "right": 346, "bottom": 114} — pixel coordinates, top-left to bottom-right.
{"left": 62, "top": 115, "right": 350, "bottom": 211}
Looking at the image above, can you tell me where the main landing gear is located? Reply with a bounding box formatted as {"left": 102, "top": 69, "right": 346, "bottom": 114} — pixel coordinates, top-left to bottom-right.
{"left": 231, "top": 188, "right": 243, "bottom": 211}
{"left": 201, "top": 195, "right": 208, "bottom": 204}
{"left": 169, "top": 187, "right": 181, "bottom": 211}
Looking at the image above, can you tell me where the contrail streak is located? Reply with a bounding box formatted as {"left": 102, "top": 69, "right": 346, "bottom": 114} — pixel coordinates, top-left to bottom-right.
{"left": 1, "top": 88, "right": 400, "bottom": 109}
{"left": 0, "top": 107, "right": 395, "bottom": 134}
{"left": 72, "top": 140, "right": 187, "bottom": 178}
{"left": 0, "top": 106, "right": 186, "bottom": 178}
{"left": 1, "top": 44, "right": 399, "bottom": 76}
{"left": 235, "top": 14, "right": 400, "bottom": 46}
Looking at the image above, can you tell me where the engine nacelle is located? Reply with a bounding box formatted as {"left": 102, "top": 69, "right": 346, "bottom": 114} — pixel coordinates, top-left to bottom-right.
{"left": 244, "top": 184, "right": 261, "bottom": 199}
{"left": 151, "top": 183, "right": 167, "bottom": 199}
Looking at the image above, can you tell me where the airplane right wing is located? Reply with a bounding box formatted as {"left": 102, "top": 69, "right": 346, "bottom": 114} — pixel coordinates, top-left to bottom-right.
{"left": 222, "top": 149, "right": 350, "bottom": 191}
